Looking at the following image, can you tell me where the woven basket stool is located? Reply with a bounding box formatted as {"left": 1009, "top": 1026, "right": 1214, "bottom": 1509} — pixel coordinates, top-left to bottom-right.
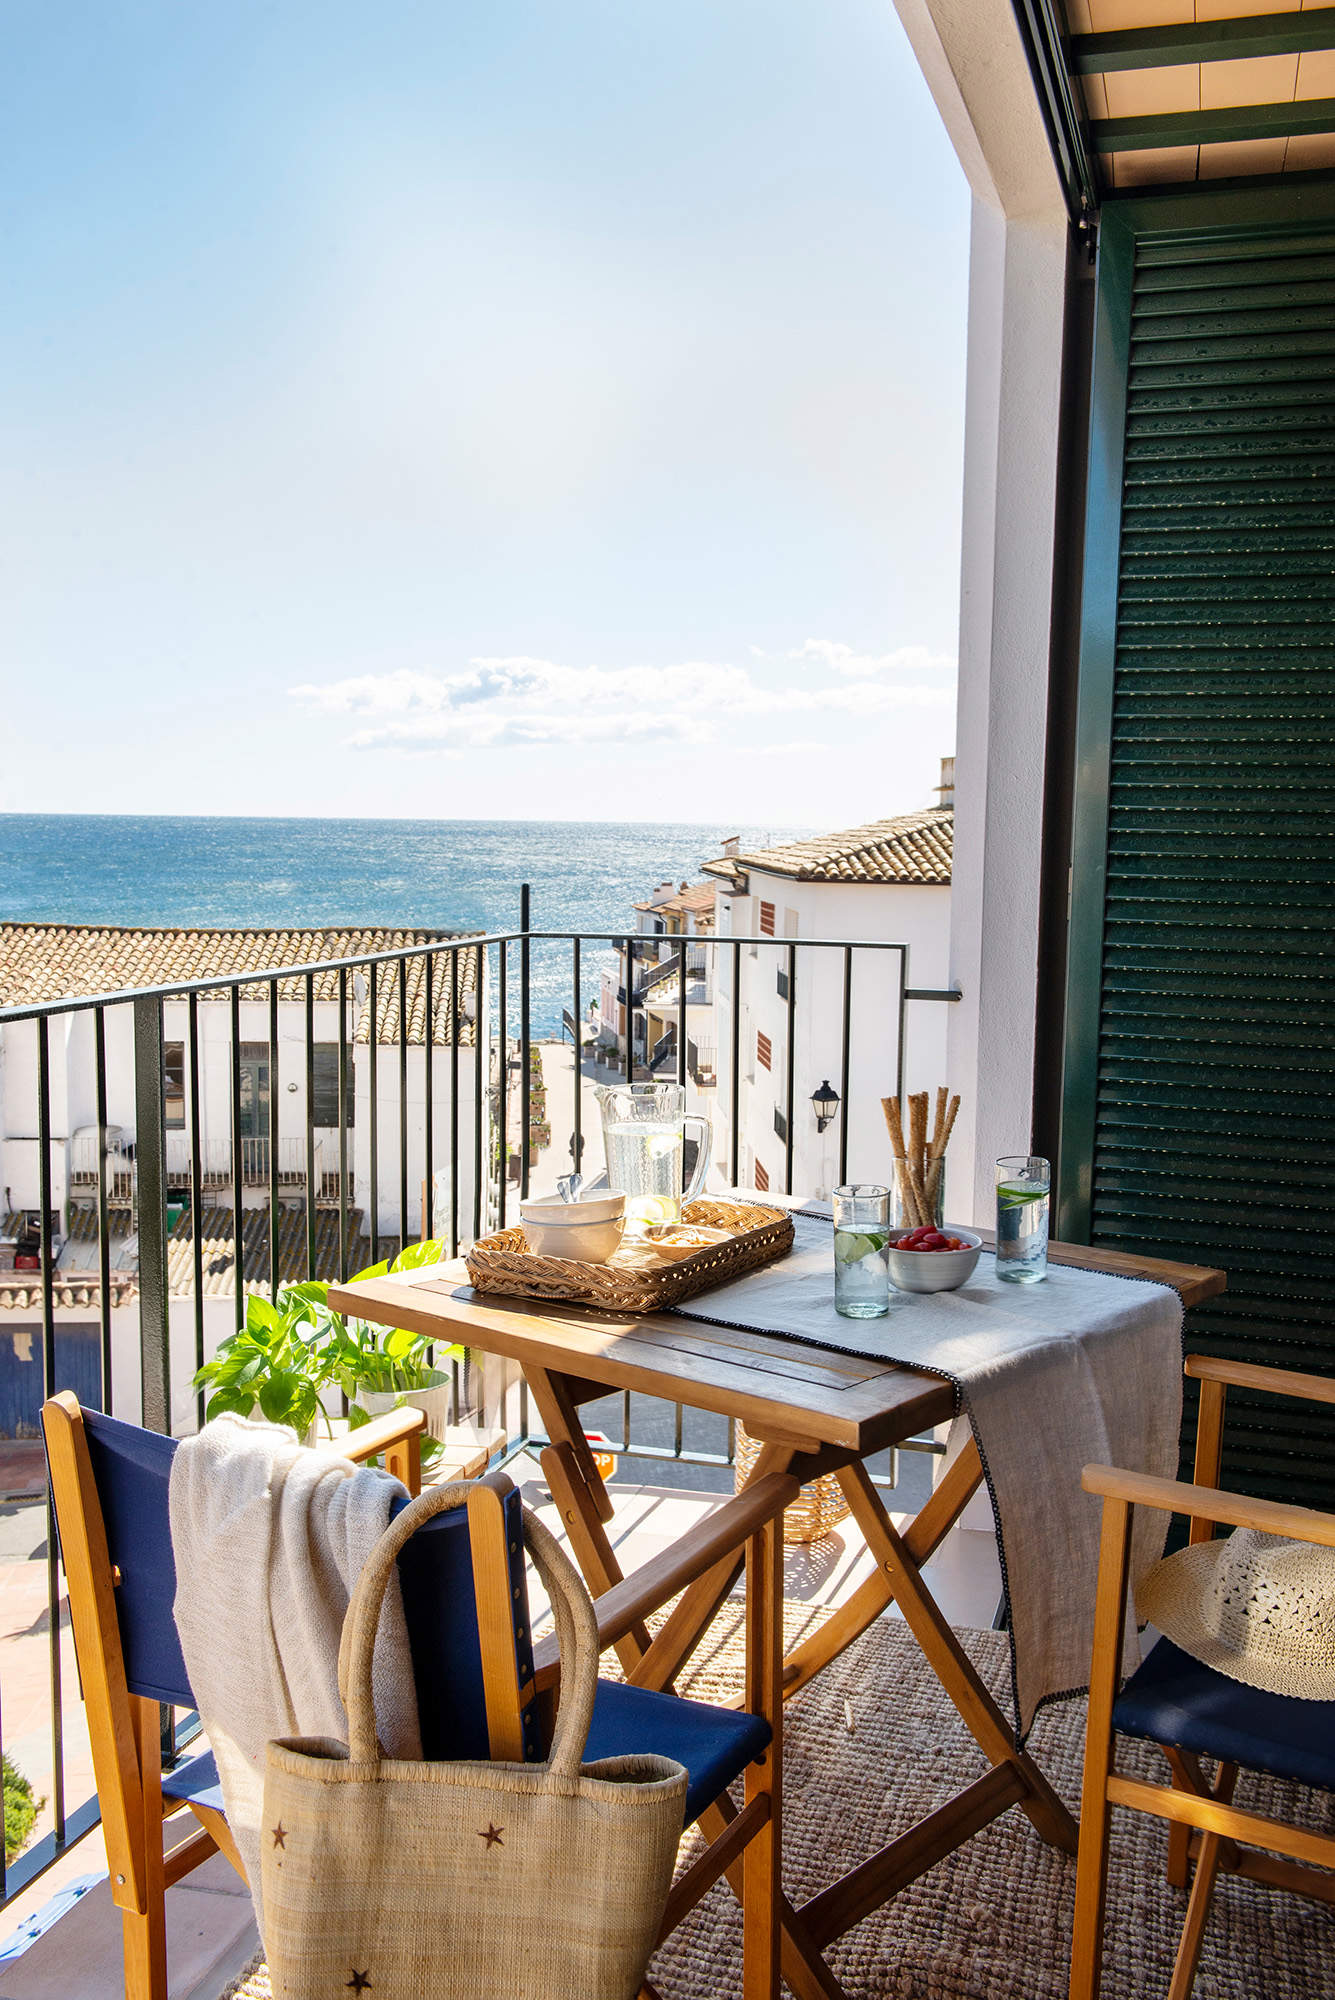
{"left": 734, "top": 1427, "right": 850, "bottom": 1544}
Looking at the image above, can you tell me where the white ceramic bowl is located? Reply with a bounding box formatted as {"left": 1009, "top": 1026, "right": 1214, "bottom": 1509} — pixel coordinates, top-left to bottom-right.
{"left": 519, "top": 1192, "right": 625, "bottom": 1225}
{"left": 519, "top": 1192, "right": 625, "bottom": 1264}
{"left": 886, "top": 1226, "right": 983, "bottom": 1294}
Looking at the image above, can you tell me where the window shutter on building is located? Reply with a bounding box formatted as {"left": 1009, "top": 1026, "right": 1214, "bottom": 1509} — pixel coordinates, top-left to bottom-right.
{"left": 757, "top": 1030, "right": 772, "bottom": 1072}
{"left": 1061, "top": 188, "right": 1335, "bottom": 1510}
{"left": 755, "top": 1159, "right": 770, "bottom": 1193}
{"left": 759, "top": 900, "right": 776, "bottom": 937}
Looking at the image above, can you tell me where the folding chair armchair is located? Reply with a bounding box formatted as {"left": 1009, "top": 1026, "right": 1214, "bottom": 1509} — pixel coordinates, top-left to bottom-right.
{"left": 44, "top": 1393, "right": 797, "bottom": 2000}
{"left": 42, "top": 1392, "right": 428, "bottom": 2000}
{"left": 1070, "top": 1354, "right": 1335, "bottom": 2000}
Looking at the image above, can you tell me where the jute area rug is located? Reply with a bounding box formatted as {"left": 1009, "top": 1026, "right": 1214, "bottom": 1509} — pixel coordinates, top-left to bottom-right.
{"left": 221, "top": 1600, "right": 1334, "bottom": 2000}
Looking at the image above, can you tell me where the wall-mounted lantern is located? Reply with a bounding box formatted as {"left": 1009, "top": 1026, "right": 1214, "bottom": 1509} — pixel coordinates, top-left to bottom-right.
{"left": 810, "top": 1079, "right": 840, "bottom": 1134}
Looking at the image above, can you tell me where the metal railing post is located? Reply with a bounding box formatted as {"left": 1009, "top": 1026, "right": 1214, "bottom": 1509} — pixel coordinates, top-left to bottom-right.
{"left": 784, "top": 942, "right": 797, "bottom": 1195}
{"left": 519, "top": 884, "right": 532, "bottom": 1199}
{"left": 133, "top": 993, "right": 171, "bottom": 1435}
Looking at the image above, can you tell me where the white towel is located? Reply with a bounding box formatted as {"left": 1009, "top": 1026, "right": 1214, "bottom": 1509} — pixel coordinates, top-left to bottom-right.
{"left": 169, "top": 1414, "right": 421, "bottom": 1935}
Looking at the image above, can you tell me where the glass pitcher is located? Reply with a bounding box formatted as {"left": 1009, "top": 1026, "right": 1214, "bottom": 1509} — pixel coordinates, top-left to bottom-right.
{"left": 595, "top": 1081, "right": 712, "bottom": 1228}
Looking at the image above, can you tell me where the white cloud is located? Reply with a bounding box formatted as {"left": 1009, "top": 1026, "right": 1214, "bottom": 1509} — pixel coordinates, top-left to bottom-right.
{"left": 291, "top": 640, "right": 955, "bottom": 753}
{"left": 347, "top": 710, "right": 717, "bottom": 755}
{"left": 784, "top": 639, "right": 955, "bottom": 679}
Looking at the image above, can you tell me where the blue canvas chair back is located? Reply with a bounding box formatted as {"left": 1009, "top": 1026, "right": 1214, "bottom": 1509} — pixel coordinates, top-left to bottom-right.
{"left": 81, "top": 1408, "right": 535, "bottom": 1763}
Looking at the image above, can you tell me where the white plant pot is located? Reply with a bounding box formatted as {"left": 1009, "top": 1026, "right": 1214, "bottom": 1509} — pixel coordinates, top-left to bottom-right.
{"left": 358, "top": 1379, "right": 451, "bottom": 1440}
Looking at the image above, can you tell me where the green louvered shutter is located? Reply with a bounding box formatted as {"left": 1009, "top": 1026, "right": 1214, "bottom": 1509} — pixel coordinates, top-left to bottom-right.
{"left": 1064, "top": 192, "right": 1335, "bottom": 1510}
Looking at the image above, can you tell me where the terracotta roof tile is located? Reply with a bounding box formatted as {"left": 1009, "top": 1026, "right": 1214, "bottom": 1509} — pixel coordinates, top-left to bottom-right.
{"left": 0, "top": 925, "right": 480, "bottom": 1044}
{"left": 2, "top": 1205, "right": 402, "bottom": 1310}
{"left": 161, "top": 1205, "right": 402, "bottom": 1299}
{"left": 702, "top": 807, "right": 952, "bottom": 886}
{"left": 631, "top": 882, "right": 716, "bottom": 923}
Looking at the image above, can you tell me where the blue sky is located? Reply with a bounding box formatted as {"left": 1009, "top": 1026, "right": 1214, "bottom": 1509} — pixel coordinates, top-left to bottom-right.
{"left": 3, "top": 1, "right": 968, "bottom": 825}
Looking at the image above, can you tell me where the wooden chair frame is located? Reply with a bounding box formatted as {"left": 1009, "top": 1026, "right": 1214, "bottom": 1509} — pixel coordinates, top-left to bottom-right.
{"left": 528, "top": 1383, "right": 1078, "bottom": 2000}
{"left": 1070, "top": 1354, "right": 1335, "bottom": 2000}
{"left": 41, "top": 1392, "right": 427, "bottom": 2000}
{"left": 528, "top": 1444, "right": 799, "bottom": 2000}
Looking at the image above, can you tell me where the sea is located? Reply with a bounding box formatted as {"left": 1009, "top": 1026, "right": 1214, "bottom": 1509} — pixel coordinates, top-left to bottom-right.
{"left": 0, "top": 815, "right": 809, "bottom": 1035}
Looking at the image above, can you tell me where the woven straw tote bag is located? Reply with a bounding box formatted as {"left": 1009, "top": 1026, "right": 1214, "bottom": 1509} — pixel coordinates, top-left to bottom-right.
{"left": 261, "top": 1482, "right": 687, "bottom": 2000}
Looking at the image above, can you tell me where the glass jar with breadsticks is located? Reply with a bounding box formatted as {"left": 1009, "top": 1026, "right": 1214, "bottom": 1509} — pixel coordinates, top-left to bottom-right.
{"left": 880, "top": 1087, "right": 960, "bottom": 1237}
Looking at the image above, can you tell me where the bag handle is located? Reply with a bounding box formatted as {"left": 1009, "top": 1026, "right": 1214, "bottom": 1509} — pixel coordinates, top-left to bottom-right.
{"left": 339, "top": 1480, "right": 600, "bottom": 1779}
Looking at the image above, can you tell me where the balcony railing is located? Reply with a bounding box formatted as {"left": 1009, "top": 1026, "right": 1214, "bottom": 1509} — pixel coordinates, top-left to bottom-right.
{"left": 68, "top": 1132, "right": 320, "bottom": 1191}
{"left": 0, "top": 904, "right": 958, "bottom": 1910}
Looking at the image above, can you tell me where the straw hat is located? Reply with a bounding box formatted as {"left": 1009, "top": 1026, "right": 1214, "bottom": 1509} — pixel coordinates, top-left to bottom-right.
{"left": 1136, "top": 1529, "right": 1335, "bottom": 1701}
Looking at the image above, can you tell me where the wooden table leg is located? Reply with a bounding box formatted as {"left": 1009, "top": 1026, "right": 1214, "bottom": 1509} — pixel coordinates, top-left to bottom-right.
{"left": 527, "top": 1367, "right": 657, "bottom": 1674}
{"left": 692, "top": 1797, "right": 851, "bottom": 2000}
{"left": 837, "top": 1459, "right": 1078, "bottom": 1857}
{"left": 630, "top": 1439, "right": 797, "bottom": 1695}
{"left": 774, "top": 1435, "right": 987, "bottom": 1699}
{"left": 527, "top": 1367, "right": 616, "bottom": 1522}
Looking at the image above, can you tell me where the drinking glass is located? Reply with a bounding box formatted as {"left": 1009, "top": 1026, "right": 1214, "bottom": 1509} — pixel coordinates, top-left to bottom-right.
{"left": 995, "top": 1156, "right": 1050, "bottom": 1283}
{"left": 833, "top": 1185, "right": 890, "bottom": 1319}
{"left": 890, "top": 1172, "right": 944, "bottom": 1240}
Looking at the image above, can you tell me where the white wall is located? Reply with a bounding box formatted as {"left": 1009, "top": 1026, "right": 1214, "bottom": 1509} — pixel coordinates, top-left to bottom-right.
{"left": 893, "top": 0, "right": 1070, "bottom": 1224}
{"left": 353, "top": 1043, "right": 486, "bottom": 1239}
{"left": 713, "top": 873, "right": 952, "bottom": 1203}
{"left": 1, "top": 994, "right": 488, "bottom": 1239}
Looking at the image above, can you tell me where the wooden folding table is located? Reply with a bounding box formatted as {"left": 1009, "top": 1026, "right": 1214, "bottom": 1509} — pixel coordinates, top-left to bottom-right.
{"left": 330, "top": 1239, "right": 1223, "bottom": 1999}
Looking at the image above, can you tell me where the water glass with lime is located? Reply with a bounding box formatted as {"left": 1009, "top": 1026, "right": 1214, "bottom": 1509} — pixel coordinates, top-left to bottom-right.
{"left": 833, "top": 1184, "right": 890, "bottom": 1319}
{"left": 996, "top": 1156, "right": 1050, "bottom": 1283}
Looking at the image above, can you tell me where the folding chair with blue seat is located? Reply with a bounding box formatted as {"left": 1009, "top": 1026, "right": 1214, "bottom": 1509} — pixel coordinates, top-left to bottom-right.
{"left": 1069, "top": 1354, "right": 1335, "bottom": 2000}
{"left": 41, "top": 1393, "right": 428, "bottom": 2000}
{"left": 43, "top": 1392, "right": 798, "bottom": 2000}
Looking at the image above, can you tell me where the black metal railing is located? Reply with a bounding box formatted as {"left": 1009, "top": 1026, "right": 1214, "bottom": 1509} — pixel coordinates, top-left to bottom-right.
{"left": 0, "top": 899, "right": 958, "bottom": 1909}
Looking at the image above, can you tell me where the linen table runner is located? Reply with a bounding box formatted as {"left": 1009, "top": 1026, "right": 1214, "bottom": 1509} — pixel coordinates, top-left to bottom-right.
{"left": 671, "top": 1209, "right": 1183, "bottom": 1735}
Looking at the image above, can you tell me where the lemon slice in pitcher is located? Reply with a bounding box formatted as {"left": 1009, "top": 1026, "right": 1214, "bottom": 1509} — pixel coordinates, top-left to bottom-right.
{"left": 623, "top": 1193, "right": 679, "bottom": 1232}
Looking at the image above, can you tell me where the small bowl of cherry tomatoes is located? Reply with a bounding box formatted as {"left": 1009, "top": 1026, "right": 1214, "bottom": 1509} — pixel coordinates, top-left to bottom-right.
{"left": 885, "top": 1224, "right": 983, "bottom": 1294}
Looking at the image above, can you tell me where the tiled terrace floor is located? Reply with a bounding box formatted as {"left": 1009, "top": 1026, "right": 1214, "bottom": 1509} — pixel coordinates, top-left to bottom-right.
{"left": 0, "top": 1453, "right": 1000, "bottom": 1999}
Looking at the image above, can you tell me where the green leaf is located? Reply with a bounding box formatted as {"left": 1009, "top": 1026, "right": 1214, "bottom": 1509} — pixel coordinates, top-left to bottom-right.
{"left": 286, "top": 1378, "right": 320, "bottom": 1434}
{"left": 391, "top": 1239, "right": 443, "bottom": 1272}
{"left": 205, "top": 1386, "right": 255, "bottom": 1421}
{"left": 349, "top": 1258, "right": 390, "bottom": 1285}
{"left": 281, "top": 1280, "right": 330, "bottom": 1309}
{"left": 246, "top": 1295, "right": 283, "bottom": 1341}
{"left": 384, "top": 1326, "right": 420, "bottom": 1362}
{"left": 257, "top": 1371, "right": 301, "bottom": 1425}
{"left": 345, "top": 1402, "right": 371, "bottom": 1430}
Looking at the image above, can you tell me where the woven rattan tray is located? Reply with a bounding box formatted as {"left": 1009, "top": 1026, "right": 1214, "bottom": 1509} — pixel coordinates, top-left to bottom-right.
{"left": 464, "top": 1198, "right": 795, "bottom": 1314}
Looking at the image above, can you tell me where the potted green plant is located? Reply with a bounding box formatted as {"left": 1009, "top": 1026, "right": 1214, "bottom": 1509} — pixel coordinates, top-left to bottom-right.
{"left": 192, "top": 1284, "right": 337, "bottom": 1442}
{"left": 324, "top": 1248, "right": 456, "bottom": 1441}
{"left": 192, "top": 1242, "right": 459, "bottom": 1449}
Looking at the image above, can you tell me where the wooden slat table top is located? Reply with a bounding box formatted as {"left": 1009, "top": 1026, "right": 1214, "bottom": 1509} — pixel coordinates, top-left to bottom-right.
{"left": 328, "top": 1239, "right": 1224, "bottom": 1459}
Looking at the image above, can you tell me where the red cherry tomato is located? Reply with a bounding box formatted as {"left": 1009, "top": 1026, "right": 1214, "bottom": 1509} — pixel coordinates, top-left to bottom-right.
{"left": 920, "top": 1232, "right": 946, "bottom": 1250}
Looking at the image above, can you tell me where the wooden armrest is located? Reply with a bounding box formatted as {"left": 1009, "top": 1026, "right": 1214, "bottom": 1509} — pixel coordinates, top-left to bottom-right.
{"left": 1185, "top": 1354, "right": 1335, "bottom": 1409}
{"left": 321, "top": 1408, "right": 427, "bottom": 1463}
{"left": 1082, "top": 1463, "right": 1335, "bottom": 1548}
{"left": 532, "top": 1470, "right": 800, "bottom": 1682}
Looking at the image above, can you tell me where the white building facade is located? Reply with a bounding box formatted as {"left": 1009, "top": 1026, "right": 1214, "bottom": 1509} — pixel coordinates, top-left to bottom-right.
{"left": 706, "top": 795, "right": 953, "bottom": 1206}
{"left": 598, "top": 880, "right": 719, "bottom": 1095}
{"left": 0, "top": 925, "right": 491, "bottom": 1433}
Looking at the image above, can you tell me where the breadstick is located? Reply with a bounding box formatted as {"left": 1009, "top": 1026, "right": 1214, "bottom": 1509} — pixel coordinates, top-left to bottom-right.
{"left": 926, "top": 1092, "right": 961, "bottom": 1212}
{"left": 930, "top": 1086, "right": 947, "bottom": 1163}
{"left": 881, "top": 1095, "right": 923, "bottom": 1227}
{"left": 907, "top": 1092, "right": 930, "bottom": 1222}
